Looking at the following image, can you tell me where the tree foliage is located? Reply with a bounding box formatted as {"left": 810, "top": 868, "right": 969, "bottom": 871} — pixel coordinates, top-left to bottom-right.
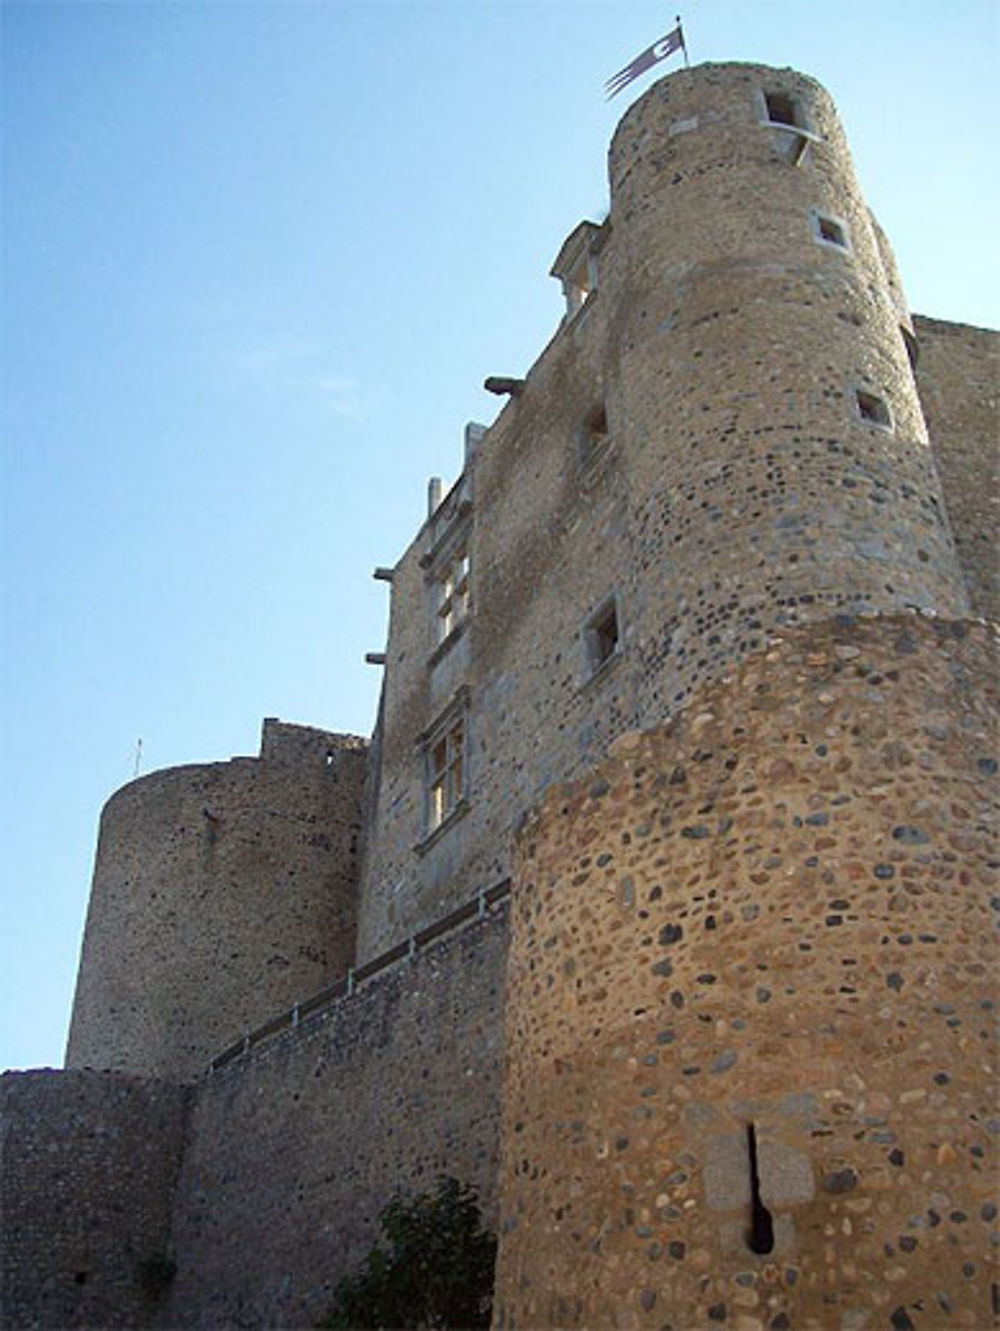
{"left": 320, "top": 1177, "right": 497, "bottom": 1330}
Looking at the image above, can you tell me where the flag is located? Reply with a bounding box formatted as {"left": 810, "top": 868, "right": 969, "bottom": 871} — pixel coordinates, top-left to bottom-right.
{"left": 605, "top": 23, "right": 685, "bottom": 100}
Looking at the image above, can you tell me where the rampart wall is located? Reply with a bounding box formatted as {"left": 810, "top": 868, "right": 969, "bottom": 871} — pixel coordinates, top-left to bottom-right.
{"left": 162, "top": 903, "right": 508, "bottom": 1329}
{"left": 1, "top": 1070, "right": 189, "bottom": 1329}
{"left": 494, "top": 614, "right": 998, "bottom": 1330}
{"left": 66, "top": 720, "right": 367, "bottom": 1081}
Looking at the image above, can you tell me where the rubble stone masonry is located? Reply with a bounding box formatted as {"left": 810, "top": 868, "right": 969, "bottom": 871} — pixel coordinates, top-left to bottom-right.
{"left": 66, "top": 720, "right": 367, "bottom": 1081}
{"left": 1, "top": 1070, "right": 189, "bottom": 1329}
{"left": 494, "top": 615, "right": 998, "bottom": 1330}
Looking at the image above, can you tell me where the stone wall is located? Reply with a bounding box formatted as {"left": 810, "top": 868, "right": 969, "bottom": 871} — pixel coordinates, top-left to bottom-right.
{"left": 357, "top": 63, "right": 973, "bottom": 964}
{"left": 67, "top": 721, "right": 367, "bottom": 1082}
{"left": 163, "top": 904, "right": 508, "bottom": 1329}
{"left": 1, "top": 1069, "right": 188, "bottom": 1329}
{"left": 494, "top": 614, "right": 998, "bottom": 1331}
{"left": 913, "top": 316, "right": 1000, "bottom": 623}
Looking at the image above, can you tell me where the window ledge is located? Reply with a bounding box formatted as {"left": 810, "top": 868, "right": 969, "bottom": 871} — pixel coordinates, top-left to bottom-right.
{"left": 579, "top": 647, "right": 624, "bottom": 693}
{"left": 415, "top": 798, "right": 471, "bottom": 856}
{"left": 428, "top": 619, "right": 468, "bottom": 668}
{"left": 578, "top": 435, "right": 618, "bottom": 482}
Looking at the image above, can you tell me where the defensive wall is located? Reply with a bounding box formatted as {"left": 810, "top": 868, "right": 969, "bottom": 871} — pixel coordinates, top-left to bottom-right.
{"left": 1, "top": 1070, "right": 189, "bottom": 1328}
{"left": 2, "top": 59, "right": 997, "bottom": 1331}
{"left": 2, "top": 899, "right": 508, "bottom": 1329}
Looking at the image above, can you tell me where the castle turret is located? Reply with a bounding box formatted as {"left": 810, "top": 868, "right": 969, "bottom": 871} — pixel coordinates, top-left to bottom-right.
{"left": 66, "top": 721, "right": 366, "bottom": 1081}
{"left": 492, "top": 65, "right": 998, "bottom": 1330}
{"left": 602, "top": 63, "right": 968, "bottom": 722}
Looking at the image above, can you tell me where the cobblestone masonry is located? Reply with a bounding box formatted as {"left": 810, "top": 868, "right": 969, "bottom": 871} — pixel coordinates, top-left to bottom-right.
{"left": 162, "top": 907, "right": 507, "bottom": 1329}
{"left": 66, "top": 720, "right": 367, "bottom": 1081}
{"left": 494, "top": 614, "right": 998, "bottom": 1331}
{"left": 357, "top": 64, "right": 974, "bottom": 963}
{"left": 1, "top": 1070, "right": 189, "bottom": 1329}
{"left": 912, "top": 317, "right": 999, "bottom": 624}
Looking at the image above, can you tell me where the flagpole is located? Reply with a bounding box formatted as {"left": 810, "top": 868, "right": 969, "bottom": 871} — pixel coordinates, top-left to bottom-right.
{"left": 677, "top": 15, "right": 689, "bottom": 67}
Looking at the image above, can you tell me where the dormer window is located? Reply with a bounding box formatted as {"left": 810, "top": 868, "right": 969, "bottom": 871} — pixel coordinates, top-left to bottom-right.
{"left": 550, "top": 219, "right": 611, "bottom": 322}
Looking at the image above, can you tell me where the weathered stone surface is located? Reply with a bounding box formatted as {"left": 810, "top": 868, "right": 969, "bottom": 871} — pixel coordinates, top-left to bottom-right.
{"left": 0, "top": 1070, "right": 188, "bottom": 1329}
{"left": 494, "top": 616, "right": 997, "bottom": 1330}
{"left": 66, "top": 720, "right": 367, "bottom": 1081}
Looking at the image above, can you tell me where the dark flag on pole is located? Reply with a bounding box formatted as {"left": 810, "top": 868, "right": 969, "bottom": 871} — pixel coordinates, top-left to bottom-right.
{"left": 605, "top": 19, "right": 687, "bottom": 99}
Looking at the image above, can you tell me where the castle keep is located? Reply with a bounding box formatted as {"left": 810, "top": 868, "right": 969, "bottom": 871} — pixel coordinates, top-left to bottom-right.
{"left": 2, "top": 63, "right": 997, "bottom": 1331}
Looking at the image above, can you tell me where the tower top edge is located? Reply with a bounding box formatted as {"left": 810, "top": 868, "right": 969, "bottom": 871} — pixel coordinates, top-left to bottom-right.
{"left": 611, "top": 60, "right": 831, "bottom": 135}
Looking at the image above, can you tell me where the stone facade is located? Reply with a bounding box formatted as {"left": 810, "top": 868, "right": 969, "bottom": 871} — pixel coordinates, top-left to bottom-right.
{"left": 3, "top": 60, "right": 997, "bottom": 1331}
{"left": 356, "top": 64, "right": 977, "bottom": 964}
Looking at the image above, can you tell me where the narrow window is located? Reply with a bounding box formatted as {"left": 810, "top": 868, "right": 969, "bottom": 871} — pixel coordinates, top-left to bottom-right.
{"left": 434, "top": 544, "right": 470, "bottom": 644}
{"left": 855, "top": 389, "right": 893, "bottom": 429}
{"left": 900, "top": 326, "right": 919, "bottom": 371}
{"left": 585, "top": 597, "right": 620, "bottom": 674}
{"left": 764, "top": 91, "right": 800, "bottom": 127}
{"left": 577, "top": 401, "right": 610, "bottom": 465}
{"left": 745, "top": 1123, "right": 775, "bottom": 1255}
{"left": 427, "top": 715, "right": 465, "bottom": 831}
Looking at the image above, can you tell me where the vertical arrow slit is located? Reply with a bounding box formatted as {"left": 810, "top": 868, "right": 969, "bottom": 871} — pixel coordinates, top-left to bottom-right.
{"left": 746, "top": 1122, "right": 775, "bottom": 1254}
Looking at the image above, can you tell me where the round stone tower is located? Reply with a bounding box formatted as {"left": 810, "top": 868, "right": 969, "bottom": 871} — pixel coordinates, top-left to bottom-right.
{"left": 66, "top": 721, "right": 367, "bottom": 1081}
{"left": 600, "top": 64, "right": 968, "bottom": 725}
{"left": 492, "top": 65, "right": 998, "bottom": 1330}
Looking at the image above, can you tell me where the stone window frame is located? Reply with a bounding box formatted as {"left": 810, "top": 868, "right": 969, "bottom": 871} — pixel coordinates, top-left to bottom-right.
{"left": 415, "top": 688, "right": 471, "bottom": 851}
{"left": 810, "top": 208, "right": 851, "bottom": 253}
{"left": 421, "top": 498, "right": 473, "bottom": 665}
{"left": 575, "top": 398, "right": 612, "bottom": 470}
{"left": 582, "top": 593, "right": 623, "bottom": 683}
{"left": 431, "top": 539, "right": 470, "bottom": 651}
{"left": 754, "top": 86, "right": 821, "bottom": 165}
{"left": 853, "top": 386, "right": 894, "bottom": 432}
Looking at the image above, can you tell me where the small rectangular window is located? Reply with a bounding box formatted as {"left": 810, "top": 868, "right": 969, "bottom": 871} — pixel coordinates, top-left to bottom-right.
{"left": 855, "top": 389, "right": 893, "bottom": 430}
{"left": 577, "top": 400, "right": 610, "bottom": 466}
{"left": 764, "top": 91, "right": 800, "bottom": 127}
{"left": 585, "top": 596, "right": 621, "bottom": 674}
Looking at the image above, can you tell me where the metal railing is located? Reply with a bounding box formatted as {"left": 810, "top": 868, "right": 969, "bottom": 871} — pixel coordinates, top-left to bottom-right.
{"left": 208, "top": 878, "right": 511, "bottom": 1074}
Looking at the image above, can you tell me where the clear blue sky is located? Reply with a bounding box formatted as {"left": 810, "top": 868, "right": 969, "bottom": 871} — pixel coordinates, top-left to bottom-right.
{"left": 2, "top": 1, "right": 997, "bottom": 1074}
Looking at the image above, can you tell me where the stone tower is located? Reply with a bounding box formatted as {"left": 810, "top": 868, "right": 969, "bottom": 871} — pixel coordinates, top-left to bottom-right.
{"left": 66, "top": 720, "right": 367, "bottom": 1081}
{"left": 492, "top": 65, "right": 997, "bottom": 1330}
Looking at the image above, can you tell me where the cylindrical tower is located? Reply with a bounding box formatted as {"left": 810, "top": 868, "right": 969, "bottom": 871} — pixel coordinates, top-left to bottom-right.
{"left": 601, "top": 64, "right": 968, "bottom": 721}
{"left": 492, "top": 64, "right": 997, "bottom": 1331}
{"left": 66, "top": 721, "right": 367, "bottom": 1081}
{"left": 494, "top": 616, "right": 998, "bottom": 1329}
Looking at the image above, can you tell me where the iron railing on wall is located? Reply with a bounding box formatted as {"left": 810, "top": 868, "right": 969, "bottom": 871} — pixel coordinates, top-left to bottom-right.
{"left": 208, "top": 878, "right": 511, "bottom": 1074}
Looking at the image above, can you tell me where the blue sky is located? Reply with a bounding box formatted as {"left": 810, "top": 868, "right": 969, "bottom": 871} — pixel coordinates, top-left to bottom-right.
{"left": 2, "top": 0, "right": 997, "bottom": 1074}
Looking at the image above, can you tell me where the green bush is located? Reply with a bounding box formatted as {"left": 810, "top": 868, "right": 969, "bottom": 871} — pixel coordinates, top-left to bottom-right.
{"left": 320, "top": 1177, "right": 496, "bottom": 1329}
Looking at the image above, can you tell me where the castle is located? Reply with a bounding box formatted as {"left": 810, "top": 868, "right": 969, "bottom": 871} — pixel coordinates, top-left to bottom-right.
{"left": 2, "top": 62, "right": 997, "bottom": 1331}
